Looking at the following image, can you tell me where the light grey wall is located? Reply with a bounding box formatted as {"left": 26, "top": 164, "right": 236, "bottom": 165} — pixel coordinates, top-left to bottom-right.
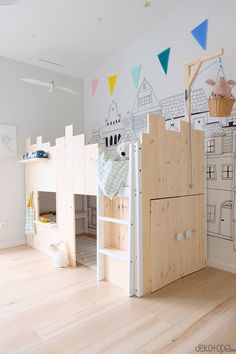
{"left": 0, "top": 56, "right": 83, "bottom": 248}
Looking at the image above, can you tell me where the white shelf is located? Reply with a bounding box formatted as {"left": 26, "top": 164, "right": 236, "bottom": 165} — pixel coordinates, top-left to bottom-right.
{"left": 18, "top": 158, "right": 48, "bottom": 164}
{"left": 98, "top": 216, "right": 128, "bottom": 226}
{"left": 98, "top": 247, "right": 128, "bottom": 262}
{"left": 117, "top": 187, "right": 129, "bottom": 197}
{"left": 34, "top": 221, "right": 58, "bottom": 228}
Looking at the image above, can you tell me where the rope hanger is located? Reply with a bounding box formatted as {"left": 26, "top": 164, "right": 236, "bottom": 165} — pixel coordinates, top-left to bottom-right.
{"left": 195, "top": 56, "right": 225, "bottom": 78}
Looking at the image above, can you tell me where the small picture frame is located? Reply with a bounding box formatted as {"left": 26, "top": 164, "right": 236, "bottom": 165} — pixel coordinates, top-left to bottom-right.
{"left": 0, "top": 124, "right": 17, "bottom": 157}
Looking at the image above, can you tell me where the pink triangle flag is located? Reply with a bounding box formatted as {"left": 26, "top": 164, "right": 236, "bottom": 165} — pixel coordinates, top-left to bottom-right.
{"left": 91, "top": 79, "right": 99, "bottom": 97}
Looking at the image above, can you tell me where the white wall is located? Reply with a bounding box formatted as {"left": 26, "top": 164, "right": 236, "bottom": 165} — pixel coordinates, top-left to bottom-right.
{"left": 0, "top": 56, "right": 83, "bottom": 249}
{"left": 83, "top": 0, "right": 236, "bottom": 137}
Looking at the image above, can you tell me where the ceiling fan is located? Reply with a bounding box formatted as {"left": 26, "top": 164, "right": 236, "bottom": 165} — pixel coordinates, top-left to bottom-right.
{"left": 20, "top": 78, "right": 79, "bottom": 96}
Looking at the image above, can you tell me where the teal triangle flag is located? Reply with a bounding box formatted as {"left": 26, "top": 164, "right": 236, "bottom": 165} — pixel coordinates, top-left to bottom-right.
{"left": 157, "top": 48, "right": 171, "bottom": 74}
{"left": 131, "top": 64, "right": 142, "bottom": 88}
{"left": 191, "top": 19, "right": 208, "bottom": 50}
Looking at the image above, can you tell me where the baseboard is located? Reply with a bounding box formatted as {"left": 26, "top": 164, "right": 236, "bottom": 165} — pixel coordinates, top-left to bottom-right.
{"left": 0, "top": 239, "right": 26, "bottom": 250}
{"left": 207, "top": 259, "right": 236, "bottom": 274}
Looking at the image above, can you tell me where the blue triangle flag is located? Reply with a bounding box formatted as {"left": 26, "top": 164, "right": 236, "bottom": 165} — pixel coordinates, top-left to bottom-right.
{"left": 131, "top": 64, "right": 142, "bottom": 88}
{"left": 157, "top": 48, "right": 171, "bottom": 75}
{"left": 191, "top": 19, "right": 208, "bottom": 50}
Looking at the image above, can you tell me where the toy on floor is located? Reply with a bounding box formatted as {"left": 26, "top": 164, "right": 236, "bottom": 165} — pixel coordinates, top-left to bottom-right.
{"left": 49, "top": 241, "right": 68, "bottom": 268}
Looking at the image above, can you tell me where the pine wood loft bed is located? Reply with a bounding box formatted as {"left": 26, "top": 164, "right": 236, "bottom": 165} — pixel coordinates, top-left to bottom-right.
{"left": 20, "top": 114, "right": 206, "bottom": 297}
{"left": 22, "top": 126, "right": 98, "bottom": 267}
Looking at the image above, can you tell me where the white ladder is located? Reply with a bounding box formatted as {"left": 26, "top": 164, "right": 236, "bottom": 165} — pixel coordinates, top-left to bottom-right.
{"left": 97, "top": 144, "right": 136, "bottom": 296}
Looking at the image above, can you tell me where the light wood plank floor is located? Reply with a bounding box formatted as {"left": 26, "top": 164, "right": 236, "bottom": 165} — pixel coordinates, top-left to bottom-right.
{"left": 1, "top": 246, "right": 236, "bottom": 354}
{"left": 76, "top": 234, "right": 97, "bottom": 270}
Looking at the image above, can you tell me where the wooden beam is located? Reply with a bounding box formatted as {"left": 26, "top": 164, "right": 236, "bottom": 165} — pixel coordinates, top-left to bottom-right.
{"left": 184, "top": 48, "right": 224, "bottom": 187}
{"left": 185, "top": 48, "right": 224, "bottom": 67}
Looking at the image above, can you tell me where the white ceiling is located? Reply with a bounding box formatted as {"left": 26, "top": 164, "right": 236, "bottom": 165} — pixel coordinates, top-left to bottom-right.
{"left": 0, "top": 0, "right": 186, "bottom": 78}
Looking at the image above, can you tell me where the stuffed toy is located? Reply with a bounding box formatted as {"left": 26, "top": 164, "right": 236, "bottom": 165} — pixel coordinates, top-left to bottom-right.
{"left": 206, "top": 77, "right": 236, "bottom": 97}
{"left": 116, "top": 142, "right": 130, "bottom": 158}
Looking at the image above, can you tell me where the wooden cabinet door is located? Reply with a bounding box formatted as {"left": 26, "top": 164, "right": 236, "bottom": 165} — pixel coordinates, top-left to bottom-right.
{"left": 151, "top": 195, "right": 206, "bottom": 292}
{"left": 180, "top": 195, "right": 206, "bottom": 277}
{"left": 151, "top": 197, "right": 182, "bottom": 292}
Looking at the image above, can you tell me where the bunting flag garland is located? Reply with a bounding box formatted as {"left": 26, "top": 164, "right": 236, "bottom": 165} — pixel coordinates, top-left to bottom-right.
{"left": 157, "top": 47, "right": 171, "bottom": 74}
{"left": 108, "top": 75, "right": 118, "bottom": 95}
{"left": 94, "top": 20, "right": 210, "bottom": 91}
{"left": 191, "top": 19, "right": 208, "bottom": 50}
{"left": 130, "top": 64, "right": 142, "bottom": 88}
{"left": 91, "top": 79, "right": 99, "bottom": 97}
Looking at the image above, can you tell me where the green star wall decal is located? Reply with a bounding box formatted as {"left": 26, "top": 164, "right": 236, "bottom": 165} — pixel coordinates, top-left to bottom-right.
{"left": 143, "top": 1, "right": 151, "bottom": 8}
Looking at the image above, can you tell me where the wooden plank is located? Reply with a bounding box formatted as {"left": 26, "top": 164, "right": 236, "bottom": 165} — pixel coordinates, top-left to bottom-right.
{"left": 104, "top": 256, "right": 128, "bottom": 290}
{"left": 141, "top": 114, "right": 205, "bottom": 199}
{"left": 103, "top": 197, "right": 129, "bottom": 221}
{"left": 84, "top": 143, "right": 98, "bottom": 196}
{"left": 180, "top": 195, "right": 206, "bottom": 277}
{"left": 72, "top": 134, "right": 85, "bottom": 194}
{"left": 65, "top": 125, "right": 76, "bottom": 267}
{"left": 56, "top": 136, "right": 73, "bottom": 265}
{"left": 185, "top": 48, "right": 224, "bottom": 67}
{"left": 150, "top": 195, "right": 206, "bottom": 292}
{"left": 150, "top": 197, "right": 182, "bottom": 291}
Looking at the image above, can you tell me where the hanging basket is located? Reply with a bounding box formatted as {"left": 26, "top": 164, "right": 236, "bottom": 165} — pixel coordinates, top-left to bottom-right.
{"left": 208, "top": 95, "right": 235, "bottom": 117}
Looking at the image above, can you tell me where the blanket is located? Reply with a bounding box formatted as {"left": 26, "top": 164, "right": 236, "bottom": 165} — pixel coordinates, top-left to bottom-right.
{"left": 97, "top": 150, "right": 129, "bottom": 199}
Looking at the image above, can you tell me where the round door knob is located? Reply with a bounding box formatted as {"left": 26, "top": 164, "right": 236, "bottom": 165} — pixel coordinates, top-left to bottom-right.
{"left": 185, "top": 230, "right": 192, "bottom": 239}
{"left": 176, "top": 232, "right": 183, "bottom": 241}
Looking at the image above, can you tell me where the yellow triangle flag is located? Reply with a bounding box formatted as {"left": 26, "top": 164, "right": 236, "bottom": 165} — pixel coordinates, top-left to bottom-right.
{"left": 108, "top": 75, "right": 118, "bottom": 95}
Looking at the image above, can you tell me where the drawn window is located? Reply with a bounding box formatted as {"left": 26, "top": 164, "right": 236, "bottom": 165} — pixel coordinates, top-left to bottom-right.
{"left": 114, "top": 135, "right": 117, "bottom": 145}
{"left": 110, "top": 136, "right": 113, "bottom": 146}
{"left": 207, "top": 139, "right": 215, "bottom": 153}
{"left": 105, "top": 137, "right": 108, "bottom": 147}
{"left": 207, "top": 205, "right": 216, "bottom": 223}
{"left": 222, "top": 164, "right": 233, "bottom": 180}
{"left": 206, "top": 165, "right": 216, "bottom": 180}
{"left": 118, "top": 134, "right": 121, "bottom": 142}
{"left": 138, "top": 95, "right": 151, "bottom": 107}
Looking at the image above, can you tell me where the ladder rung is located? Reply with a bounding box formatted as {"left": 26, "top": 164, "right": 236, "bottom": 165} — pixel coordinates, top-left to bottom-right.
{"left": 98, "top": 216, "right": 129, "bottom": 225}
{"left": 98, "top": 247, "right": 128, "bottom": 261}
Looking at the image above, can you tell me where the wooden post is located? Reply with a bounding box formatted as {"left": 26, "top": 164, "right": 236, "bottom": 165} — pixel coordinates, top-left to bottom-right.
{"left": 184, "top": 48, "right": 224, "bottom": 188}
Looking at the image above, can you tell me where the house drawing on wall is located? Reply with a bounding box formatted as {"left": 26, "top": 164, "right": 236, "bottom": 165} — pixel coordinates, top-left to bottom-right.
{"left": 90, "top": 81, "right": 224, "bottom": 146}
{"left": 91, "top": 123, "right": 101, "bottom": 144}
{"left": 103, "top": 100, "right": 123, "bottom": 147}
{"left": 122, "top": 112, "right": 138, "bottom": 143}
{"left": 159, "top": 88, "right": 209, "bottom": 130}
{"left": 132, "top": 78, "right": 161, "bottom": 115}
{"left": 205, "top": 122, "right": 236, "bottom": 245}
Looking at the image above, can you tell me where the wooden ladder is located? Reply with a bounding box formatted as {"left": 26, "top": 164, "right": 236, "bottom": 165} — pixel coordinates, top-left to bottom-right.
{"left": 97, "top": 144, "right": 138, "bottom": 296}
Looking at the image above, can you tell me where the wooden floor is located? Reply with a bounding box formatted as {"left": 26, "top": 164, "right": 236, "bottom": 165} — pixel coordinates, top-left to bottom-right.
{"left": 1, "top": 246, "right": 236, "bottom": 354}
{"left": 76, "top": 234, "right": 97, "bottom": 270}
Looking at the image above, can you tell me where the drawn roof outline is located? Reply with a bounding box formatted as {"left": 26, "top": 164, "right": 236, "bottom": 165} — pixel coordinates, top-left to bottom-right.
{"left": 137, "top": 78, "right": 153, "bottom": 93}
{"left": 159, "top": 88, "right": 208, "bottom": 120}
{"left": 105, "top": 99, "right": 121, "bottom": 123}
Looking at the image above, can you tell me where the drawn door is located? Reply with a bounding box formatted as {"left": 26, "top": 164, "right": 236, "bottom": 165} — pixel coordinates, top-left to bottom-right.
{"left": 219, "top": 201, "right": 232, "bottom": 239}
